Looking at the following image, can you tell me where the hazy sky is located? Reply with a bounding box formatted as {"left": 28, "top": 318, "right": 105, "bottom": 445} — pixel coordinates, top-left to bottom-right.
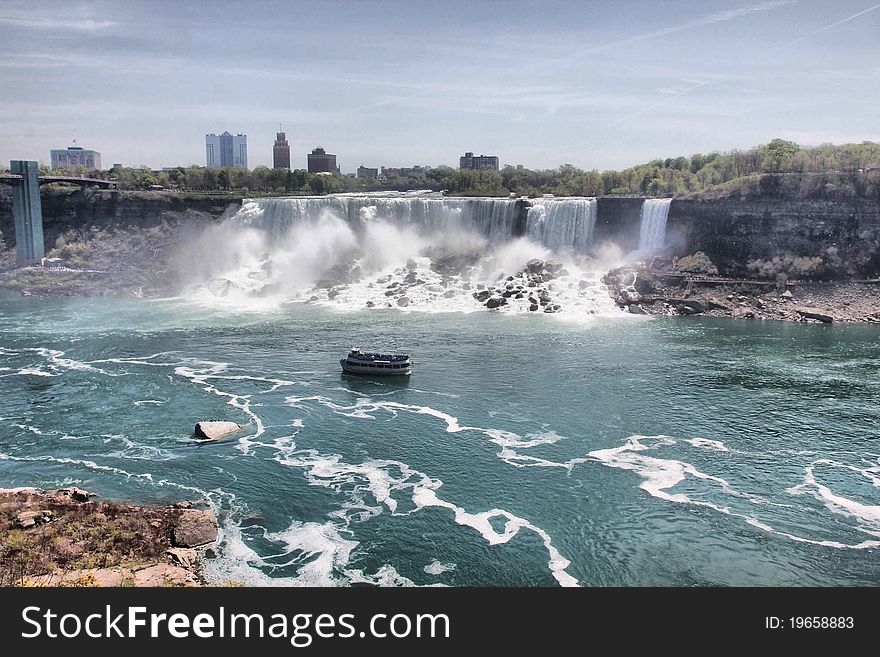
{"left": 1, "top": 0, "right": 878, "bottom": 171}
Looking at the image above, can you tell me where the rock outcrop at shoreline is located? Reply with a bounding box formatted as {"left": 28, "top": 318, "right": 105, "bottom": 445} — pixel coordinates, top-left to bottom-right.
{"left": 0, "top": 487, "right": 219, "bottom": 587}
{"left": 604, "top": 258, "right": 880, "bottom": 323}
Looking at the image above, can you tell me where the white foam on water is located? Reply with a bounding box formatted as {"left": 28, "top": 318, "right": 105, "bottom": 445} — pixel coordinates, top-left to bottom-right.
{"left": 285, "top": 395, "right": 590, "bottom": 471}
{"left": 685, "top": 438, "right": 729, "bottom": 452}
{"left": 590, "top": 435, "right": 880, "bottom": 550}
{"left": 262, "top": 521, "right": 359, "bottom": 587}
{"left": 412, "top": 487, "right": 577, "bottom": 587}
{"left": 786, "top": 459, "right": 880, "bottom": 533}
{"left": 347, "top": 565, "right": 421, "bottom": 587}
{"left": 424, "top": 559, "right": 457, "bottom": 575}
{"left": 134, "top": 399, "right": 166, "bottom": 406}
{"left": 235, "top": 406, "right": 581, "bottom": 586}
{"left": 31, "top": 347, "right": 116, "bottom": 376}
{"left": 15, "top": 368, "right": 57, "bottom": 377}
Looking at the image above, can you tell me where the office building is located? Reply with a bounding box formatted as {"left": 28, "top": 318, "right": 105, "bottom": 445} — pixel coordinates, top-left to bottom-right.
{"left": 206, "top": 131, "right": 248, "bottom": 168}
{"left": 380, "top": 165, "right": 428, "bottom": 178}
{"left": 307, "top": 147, "right": 337, "bottom": 173}
{"left": 50, "top": 145, "right": 102, "bottom": 170}
{"left": 357, "top": 165, "right": 378, "bottom": 179}
{"left": 273, "top": 131, "right": 291, "bottom": 169}
{"left": 459, "top": 151, "right": 499, "bottom": 171}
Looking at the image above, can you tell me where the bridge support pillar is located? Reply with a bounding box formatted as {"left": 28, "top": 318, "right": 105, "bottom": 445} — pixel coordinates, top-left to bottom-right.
{"left": 11, "top": 160, "right": 44, "bottom": 265}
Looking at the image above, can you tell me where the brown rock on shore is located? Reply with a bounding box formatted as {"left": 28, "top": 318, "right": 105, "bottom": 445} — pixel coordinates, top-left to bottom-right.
{"left": 0, "top": 487, "right": 219, "bottom": 587}
{"left": 604, "top": 261, "right": 880, "bottom": 323}
{"left": 173, "top": 509, "right": 219, "bottom": 548}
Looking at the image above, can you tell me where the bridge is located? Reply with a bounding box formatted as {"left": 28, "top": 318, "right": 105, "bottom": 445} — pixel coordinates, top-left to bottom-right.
{"left": 0, "top": 173, "right": 116, "bottom": 188}
{"left": 1, "top": 161, "right": 117, "bottom": 265}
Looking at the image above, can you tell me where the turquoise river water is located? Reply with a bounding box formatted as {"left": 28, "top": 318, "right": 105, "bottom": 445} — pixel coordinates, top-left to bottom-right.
{"left": 1, "top": 294, "right": 878, "bottom": 586}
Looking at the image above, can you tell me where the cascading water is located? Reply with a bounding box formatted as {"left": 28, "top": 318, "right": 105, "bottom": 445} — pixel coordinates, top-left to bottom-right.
{"left": 525, "top": 197, "right": 598, "bottom": 252}
{"left": 638, "top": 198, "right": 672, "bottom": 252}
{"left": 243, "top": 195, "right": 523, "bottom": 244}
{"left": 180, "top": 193, "right": 618, "bottom": 319}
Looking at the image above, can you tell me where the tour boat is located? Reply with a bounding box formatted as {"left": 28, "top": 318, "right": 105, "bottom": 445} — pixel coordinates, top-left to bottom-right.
{"left": 340, "top": 347, "right": 413, "bottom": 375}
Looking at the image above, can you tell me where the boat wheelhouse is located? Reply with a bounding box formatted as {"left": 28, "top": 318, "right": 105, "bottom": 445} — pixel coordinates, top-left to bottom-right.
{"left": 340, "top": 347, "right": 412, "bottom": 376}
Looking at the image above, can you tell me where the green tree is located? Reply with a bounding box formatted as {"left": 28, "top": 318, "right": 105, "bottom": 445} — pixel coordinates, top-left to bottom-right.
{"left": 763, "top": 138, "right": 800, "bottom": 173}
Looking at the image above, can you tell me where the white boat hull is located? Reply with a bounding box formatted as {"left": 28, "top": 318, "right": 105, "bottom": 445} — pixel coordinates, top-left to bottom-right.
{"left": 340, "top": 358, "right": 412, "bottom": 376}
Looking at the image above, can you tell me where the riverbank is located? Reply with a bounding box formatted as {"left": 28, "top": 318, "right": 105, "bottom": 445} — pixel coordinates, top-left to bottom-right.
{"left": 0, "top": 487, "right": 219, "bottom": 587}
{"left": 604, "top": 259, "right": 880, "bottom": 323}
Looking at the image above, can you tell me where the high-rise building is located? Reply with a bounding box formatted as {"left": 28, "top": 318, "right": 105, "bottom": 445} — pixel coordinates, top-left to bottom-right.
{"left": 50, "top": 145, "right": 102, "bottom": 170}
{"left": 206, "top": 131, "right": 247, "bottom": 168}
{"left": 357, "top": 165, "right": 378, "bottom": 179}
{"left": 273, "top": 131, "right": 291, "bottom": 170}
{"left": 307, "top": 147, "right": 337, "bottom": 173}
{"left": 459, "top": 151, "right": 499, "bottom": 171}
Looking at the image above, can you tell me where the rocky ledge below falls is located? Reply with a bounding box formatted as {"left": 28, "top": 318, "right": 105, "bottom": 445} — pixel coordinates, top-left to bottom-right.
{"left": 0, "top": 487, "right": 220, "bottom": 587}
{"left": 604, "top": 259, "right": 880, "bottom": 324}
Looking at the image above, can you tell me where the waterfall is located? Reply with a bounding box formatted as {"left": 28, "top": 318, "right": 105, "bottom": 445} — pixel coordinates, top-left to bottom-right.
{"left": 183, "top": 191, "right": 618, "bottom": 316}
{"left": 638, "top": 198, "right": 672, "bottom": 252}
{"left": 243, "top": 194, "right": 523, "bottom": 244}
{"left": 525, "top": 197, "right": 598, "bottom": 252}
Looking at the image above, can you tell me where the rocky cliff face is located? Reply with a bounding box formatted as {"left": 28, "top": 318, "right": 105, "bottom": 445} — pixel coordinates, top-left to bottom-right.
{"left": 666, "top": 198, "right": 880, "bottom": 278}
{"left": 0, "top": 187, "right": 241, "bottom": 297}
{"left": 595, "top": 197, "right": 645, "bottom": 251}
{"left": 0, "top": 187, "right": 239, "bottom": 249}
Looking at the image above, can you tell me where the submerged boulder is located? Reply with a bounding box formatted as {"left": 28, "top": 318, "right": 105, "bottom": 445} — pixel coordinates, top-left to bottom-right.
{"left": 194, "top": 421, "right": 242, "bottom": 441}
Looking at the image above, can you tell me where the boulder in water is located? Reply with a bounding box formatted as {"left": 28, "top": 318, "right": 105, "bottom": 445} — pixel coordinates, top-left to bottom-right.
{"left": 194, "top": 421, "right": 242, "bottom": 441}
{"left": 397, "top": 296, "right": 411, "bottom": 307}
{"left": 529, "top": 304, "right": 539, "bottom": 312}
{"left": 527, "top": 258, "right": 545, "bottom": 273}
{"left": 486, "top": 297, "right": 506, "bottom": 309}
{"left": 473, "top": 290, "right": 491, "bottom": 302}
{"left": 545, "top": 259, "right": 563, "bottom": 274}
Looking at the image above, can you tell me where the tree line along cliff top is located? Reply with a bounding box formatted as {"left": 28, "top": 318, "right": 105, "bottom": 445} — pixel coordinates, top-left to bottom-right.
{"left": 3, "top": 139, "right": 879, "bottom": 201}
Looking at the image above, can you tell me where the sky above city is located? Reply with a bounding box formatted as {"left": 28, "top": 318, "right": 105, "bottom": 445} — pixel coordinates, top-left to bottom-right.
{"left": 0, "top": 0, "right": 878, "bottom": 172}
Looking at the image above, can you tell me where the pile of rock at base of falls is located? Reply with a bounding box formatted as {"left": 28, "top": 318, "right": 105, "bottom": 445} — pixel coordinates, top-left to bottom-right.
{"left": 473, "top": 258, "right": 565, "bottom": 313}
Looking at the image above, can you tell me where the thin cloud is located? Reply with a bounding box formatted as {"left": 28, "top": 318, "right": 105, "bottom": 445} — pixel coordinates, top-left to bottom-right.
{"left": 0, "top": 16, "right": 115, "bottom": 31}
{"left": 771, "top": 3, "right": 880, "bottom": 51}
{"left": 559, "top": 0, "right": 797, "bottom": 61}
{"left": 615, "top": 80, "right": 711, "bottom": 124}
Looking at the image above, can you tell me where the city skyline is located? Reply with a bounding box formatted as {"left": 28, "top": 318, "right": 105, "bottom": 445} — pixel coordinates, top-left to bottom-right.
{"left": 1, "top": 0, "right": 878, "bottom": 172}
